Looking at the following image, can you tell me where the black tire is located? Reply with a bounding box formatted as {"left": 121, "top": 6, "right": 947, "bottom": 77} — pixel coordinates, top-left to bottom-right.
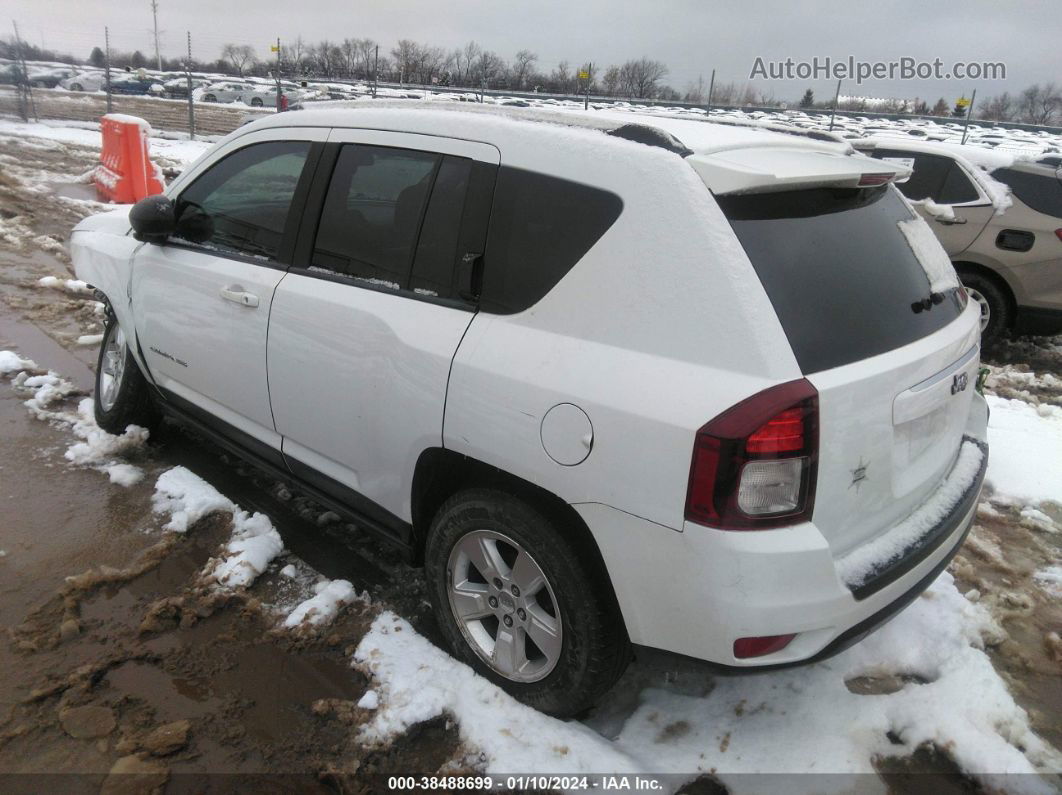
{"left": 425, "top": 488, "right": 630, "bottom": 717}
{"left": 70, "top": 83, "right": 83, "bottom": 92}
{"left": 958, "top": 271, "right": 1012, "bottom": 345}
{"left": 204, "top": 94, "right": 217, "bottom": 102}
{"left": 251, "top": 97, "right": 263, "bottom": 107}
{"left": 94, "top": 317, "right": 160, "bottom": 435}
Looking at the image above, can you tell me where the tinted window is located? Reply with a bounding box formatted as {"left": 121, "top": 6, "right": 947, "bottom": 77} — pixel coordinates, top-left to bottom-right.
{"left": 992, "top": 168, "right": 1062, "bottom": 218}
{"left": 176, "top": 140, "right": 310, "bottom": 260}
{"left": 718, "top": 186, "right": 963, "bottom": 374}
{"left": 480, "top": 167, "right": 623, "bottom": 314}
{"left": 937, "top": 163, "right": 980, "bottom": 204}
{"left": 312, "top": 145, "right": 439, "bottom": 288}
{"left": 870, "top": 148, "right": 964, "bottom": 202}
{"left": 410, "top": 157, "right": 471, "bottom": 298}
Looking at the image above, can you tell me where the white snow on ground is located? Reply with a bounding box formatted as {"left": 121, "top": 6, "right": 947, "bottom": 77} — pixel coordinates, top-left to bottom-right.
{"left": 1033, "top": 566, "right": 1062, "bottom": 598}
{"left": 0, "top": 350, "right": 37, "bottom": 374}
{"left": 985, "top": 395, "right": 1062, "bottom": 507}
{"left": 355, "top": 572, "right": 1059, "bottom": 791}
{"left": 837, "top": 440, "right": 984, "bottom": 587}
{"left": 2, "top": 351, "right": 149, "bottom": 484}
{"left": 282, "top": 579, "right": 365, "bottom": 628}
{"left": 151, "top": 465, "right": 284, "bottom": 589}
{"left": 37, "top": 276, "right": 91, "bottom": 294}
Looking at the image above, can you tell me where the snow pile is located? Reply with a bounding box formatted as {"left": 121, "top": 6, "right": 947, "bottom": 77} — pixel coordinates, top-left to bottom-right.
{"left": 151, "top": 465, "right": 284, "bottom": 589}
{"left": 986, "top": 395, "right": 1062, "bottom": 507}
{"left": 912, "top": 198, "right": 956, "bottom": 221}
{"left": 282, "top": 579, "right": 365, "bottom": 628}
{"left": 37, "top": 276, "right": 92, "bottom": 294}
{"left": 897, "top": 216, "right": 961, "bottom": 293}
{"left": 3, "top": 352, "right": 149, "bottom": 486}
{"left": 0, "top": 351, "right": 37, "bottom": 374}
{"left": 837, "top": 440, "right": 984, "bottom": 587}
{"left": 354, "top": 573, "right": 1060, "bottom": 788}
{"left": 354, "top": 612, "right": 643, "bottom": 774}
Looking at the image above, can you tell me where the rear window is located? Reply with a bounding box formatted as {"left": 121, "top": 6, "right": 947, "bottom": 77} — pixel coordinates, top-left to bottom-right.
{"left": 480, "top": 167, "right": 623, "bottom": 314}
{"left": 991, "top": 167, "right": 1062, "bottom": 218}
{"left": 718, "top": 186, "right": 963, "bottom": 374}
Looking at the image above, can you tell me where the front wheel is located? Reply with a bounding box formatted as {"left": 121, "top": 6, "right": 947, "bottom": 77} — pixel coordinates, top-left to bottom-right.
{"left": 425, "top": 489, "right": 630, "bottom": 717}
{"left": 203, "top": 93, "right": 217, "bottom": 102}
{"left": 95, "top": 317, "right": 159, "bottom": 434}
{"left": 70, "top": 83, "right": 83, "bottom": 92}
{"left": 250, "top": 96, "right": 263, "bottom": 107}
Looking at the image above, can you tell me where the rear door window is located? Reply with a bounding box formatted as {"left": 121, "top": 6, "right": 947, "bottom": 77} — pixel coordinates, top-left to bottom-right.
{"left": 718, "top": 186, "right": 963, "bottom": 374}
{"left": 992, "top": 168, "right": 1062, "bottom": 218}
{"left": 311, "top": 145, "right": 439, "bottom": 289}
{"left": 409, "top": 157, "right": 472, "bottom": 298}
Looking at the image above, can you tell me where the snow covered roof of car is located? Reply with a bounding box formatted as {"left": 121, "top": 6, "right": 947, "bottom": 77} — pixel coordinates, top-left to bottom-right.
{"left": 244, "top": 101, "right": 855, "bottom": 158}
{"left": 237, "top": 103, "right": 909, "bottom": 195}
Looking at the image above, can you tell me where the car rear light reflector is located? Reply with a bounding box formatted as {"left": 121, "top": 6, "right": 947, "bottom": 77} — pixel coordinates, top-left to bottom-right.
{"left": 857, "top": 173, "right": 895, "bottom": 186}
{"left": 737, "top": 458, "right": 807, "bottom": 515}
{"left": 1055, "top": 228, "right": 1062, "bottom": 243}
{"left": 685, "top": 379, "right": 818, "bottom": 530}
{"left": 734, "top": 634, "right": 797, "bottom": 659}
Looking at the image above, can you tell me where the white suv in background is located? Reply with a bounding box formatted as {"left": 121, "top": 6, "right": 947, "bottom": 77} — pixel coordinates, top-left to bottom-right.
{"left": 71, "top": 107, "right": 989, "bottom": 716}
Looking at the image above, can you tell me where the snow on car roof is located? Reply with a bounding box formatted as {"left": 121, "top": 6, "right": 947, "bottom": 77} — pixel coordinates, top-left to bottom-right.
{"left": 244, "top": 101, "right": 854, "bottom": 159}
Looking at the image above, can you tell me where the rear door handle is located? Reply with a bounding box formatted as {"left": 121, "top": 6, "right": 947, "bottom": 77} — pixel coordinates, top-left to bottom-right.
{"left": 219, "top": 286, "right": 260, "bottom": 308}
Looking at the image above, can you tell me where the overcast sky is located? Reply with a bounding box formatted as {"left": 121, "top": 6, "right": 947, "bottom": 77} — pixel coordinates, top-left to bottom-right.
{"left": 8, "top": 0, "right": 1053, "bottom": 101}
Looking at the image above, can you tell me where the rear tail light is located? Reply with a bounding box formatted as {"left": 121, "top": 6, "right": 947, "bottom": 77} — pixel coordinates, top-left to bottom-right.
{"left": 685, "top": 379, "right": 818, "bottom": 530}
{"left": 1055, "top": 229, "right": 1062, "bottom": 243}
{"left": 857, "top": 172, "right": 895, "bottom": 186}
{"left": 734, "top": 634, "right": 797, "bottom": 659}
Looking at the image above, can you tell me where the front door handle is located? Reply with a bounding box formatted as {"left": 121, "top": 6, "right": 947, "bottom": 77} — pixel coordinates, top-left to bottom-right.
{"left": 219, "top": 286, "right": 260, "bottom": 308}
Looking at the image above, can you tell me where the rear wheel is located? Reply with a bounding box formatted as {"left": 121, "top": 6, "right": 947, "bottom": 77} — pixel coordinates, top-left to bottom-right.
{"left": 204, "top": 93, "right": 217, "bottom": 102}
{"left": 959, "top": 271, "right": 1011, "bottom": 344}
{"left": 70, "top": 82, "right": 83, "bottom": 92}
{"left": 95, "top": 317, "right": 159, "bottom": 435}
{"left": 250, "top": 96, "right": 263, "bottom": 107}
{"left": 425, "top": 489, "right": 629, "bottom": 717}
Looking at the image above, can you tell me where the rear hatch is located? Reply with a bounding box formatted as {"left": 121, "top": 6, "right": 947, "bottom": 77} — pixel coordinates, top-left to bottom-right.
{"left": 715, "top": 183, "right": 980, "bottom": 555}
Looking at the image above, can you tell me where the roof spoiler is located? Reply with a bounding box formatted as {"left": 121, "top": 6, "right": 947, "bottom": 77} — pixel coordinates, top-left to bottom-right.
{"left": 689, "top": 148, "right": 911, "bottom": 195}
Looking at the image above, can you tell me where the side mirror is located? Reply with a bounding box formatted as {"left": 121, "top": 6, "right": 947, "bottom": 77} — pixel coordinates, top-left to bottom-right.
{"left": 129, "top": 195, "right": 175, "bottom": 243}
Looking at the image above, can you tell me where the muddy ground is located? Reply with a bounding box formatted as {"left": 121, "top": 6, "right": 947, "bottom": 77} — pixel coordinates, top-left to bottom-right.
{"left": 0, "top": 119, "right": 1059, "bottom": 792}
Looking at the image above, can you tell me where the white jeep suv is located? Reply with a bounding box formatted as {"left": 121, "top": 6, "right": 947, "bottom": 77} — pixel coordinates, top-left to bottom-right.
{"left": 71, "top": 107, "right": 989, "bottom": 716}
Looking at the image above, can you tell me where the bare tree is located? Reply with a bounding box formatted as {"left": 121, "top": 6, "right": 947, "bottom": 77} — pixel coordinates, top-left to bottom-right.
{"left": 511, "top": 49, "right": 537, "bottom": 90}
{"left": 602, "top": 65, "right": 620, "bottom": 96}
{"left": 391, "top": 39, "right": 419, "bottom": 83}
{"left": 685, "top": 75, "right": 708, "bottom": 103}
{"left": 1017, "top": 83, "right": 1061, "bottom": 125}
{"left": 460, "top": 41, "right": 482, "bottom": 85}
{"left": 978, "top": 92, "right": 1014, "bottom": 121}
{"left": 618, "top": 57, "right": 668, "bottom": 99}
{"left": 221, "top": 43, "right": 256, "bottom": 77}
{"left": 473, "top": 49, "right": 506, "bottom": 87}
{"left": 340, "top": 38, "right": 359, "bottom": 78}
{"left": 355, "top": 38, "right": 377, "bottom": 80}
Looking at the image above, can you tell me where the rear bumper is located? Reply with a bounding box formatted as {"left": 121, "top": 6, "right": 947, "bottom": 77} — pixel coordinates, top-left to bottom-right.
{"left": 576, "top": 392, "right": 989, "bottom": 667}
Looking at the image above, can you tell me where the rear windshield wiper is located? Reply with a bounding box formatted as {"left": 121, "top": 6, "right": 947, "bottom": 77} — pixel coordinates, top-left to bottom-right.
{"left": 911, "top": 292, "right": 946, "bottom": 314}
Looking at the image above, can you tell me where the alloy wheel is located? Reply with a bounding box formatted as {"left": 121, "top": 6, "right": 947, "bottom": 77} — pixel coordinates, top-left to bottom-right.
{"left": 99, "top": 323, "right": 127, "bottom": 412}
{"left": 446, "top": 529, "right": 563, "bottom": 683}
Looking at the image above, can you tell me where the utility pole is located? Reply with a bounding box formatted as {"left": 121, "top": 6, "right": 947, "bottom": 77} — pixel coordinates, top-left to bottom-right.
{"left": 828, "top": 77, "right": 842, "bottom": 132}
{"left": 185, "top": 31, "right": 194, "bottom": 139}
{"left": 706, "top": 68, "right": 715, "bottom": 116}
{"left": 960, "top": 88, "right": 977, "bottom": 145}
{"left": 151, "top": 0, "right": 161, "bottom": 70}
{"left": 104, "top": 26, "right": 113, "bottom": 113}
{"left": 372, "top": 45, "right": 378, "bottom": 98}
{"left": 584, "top": 61, "right": 592, "bottom": 110}
{"left": 275, "top": 37, "right": 282, "bottom": 111}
